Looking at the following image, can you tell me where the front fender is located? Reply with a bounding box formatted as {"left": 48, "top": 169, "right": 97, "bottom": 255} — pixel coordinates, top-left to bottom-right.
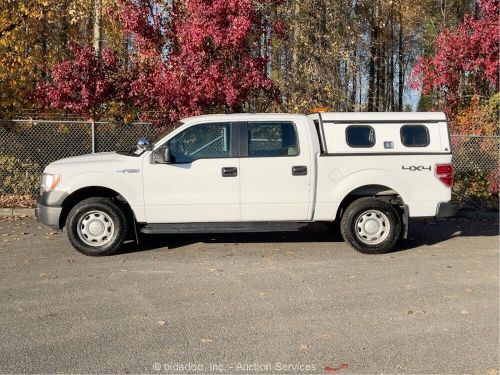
{"left": 59, "top": 171, "right": 146, "bottom": 222}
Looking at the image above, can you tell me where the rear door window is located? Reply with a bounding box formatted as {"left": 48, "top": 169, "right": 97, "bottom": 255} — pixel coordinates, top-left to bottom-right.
{"left": 247, "top": 122, "right": 299, "bottom": 157}
{"left": 401, "top": 125, "right": 430, "bottom": 147}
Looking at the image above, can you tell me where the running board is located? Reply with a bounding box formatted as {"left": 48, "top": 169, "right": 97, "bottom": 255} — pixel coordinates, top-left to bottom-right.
{"left": 140, "top": 221, "right": 312, "bottom": 234}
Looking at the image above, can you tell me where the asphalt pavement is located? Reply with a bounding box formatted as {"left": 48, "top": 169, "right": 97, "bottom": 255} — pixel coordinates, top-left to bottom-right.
{"left": 0, "top": 216, "right": 498, "bottom": 374}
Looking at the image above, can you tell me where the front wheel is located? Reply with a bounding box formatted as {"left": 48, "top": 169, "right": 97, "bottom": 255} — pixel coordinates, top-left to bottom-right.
{"left": 66, "top": 197, "right": 128, "bottom": 256}
{"left": 340, "top": 197, "right": 401, "bottom": 254}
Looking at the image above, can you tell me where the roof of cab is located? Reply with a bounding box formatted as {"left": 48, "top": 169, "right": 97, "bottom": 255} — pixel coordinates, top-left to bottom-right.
{"left": 181, "top": 112, "right": 447, "bottom": 124}
{"left": 181, "top": 113, "right": 305, "bottom": 123}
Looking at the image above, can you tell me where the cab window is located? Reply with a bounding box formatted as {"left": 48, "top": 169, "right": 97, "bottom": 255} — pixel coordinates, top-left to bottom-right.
{"left": 169, "top": 123, "right": 231, "bottom": 163}
{"left": 248, "top": 122, "right": 299, "bottom": 157}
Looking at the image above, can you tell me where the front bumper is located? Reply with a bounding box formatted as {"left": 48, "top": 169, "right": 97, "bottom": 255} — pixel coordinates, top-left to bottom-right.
{"left": 35, "top": 204, "right": 63, "bottom": 231}
{"left": 436, "top": 202, "right": 457, "bottom": 218}
{"left": 35, "top": 190, "right": 66, "bottom": 231}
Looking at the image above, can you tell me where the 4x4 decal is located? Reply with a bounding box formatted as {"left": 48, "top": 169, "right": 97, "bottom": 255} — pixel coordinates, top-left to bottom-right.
{"left": 402, "top": 165, "right": 432, "bottom": 172}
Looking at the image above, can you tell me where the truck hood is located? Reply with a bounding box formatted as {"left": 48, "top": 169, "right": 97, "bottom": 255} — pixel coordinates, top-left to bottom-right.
{"left": 44, "top": 152, "right": 143, "bottom": 176}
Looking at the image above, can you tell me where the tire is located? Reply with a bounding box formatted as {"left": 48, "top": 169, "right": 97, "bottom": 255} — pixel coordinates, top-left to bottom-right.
{"left": 66, "top": 197, "right": 128, "bottom": 256}
{"left": 340, "top": 197, "right": 401, "bottom": 254}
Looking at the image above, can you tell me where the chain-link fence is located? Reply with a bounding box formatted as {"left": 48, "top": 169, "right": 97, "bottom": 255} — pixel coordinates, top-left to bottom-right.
{"left": 450, "top": 135, "right": 499, "bottom": 203}
{"left": 0, "top": 120, "right": 498, "bottom": 207}
{"left": 451, "top": 135, "right": 499, "bottom": 173}
{"left": 0, "top": 120, "right": 161, "bottom": 206}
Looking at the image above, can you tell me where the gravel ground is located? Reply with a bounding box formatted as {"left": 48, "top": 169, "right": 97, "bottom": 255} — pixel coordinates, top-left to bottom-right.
{"left": 0, "top": 216, "right": 498, "bottom": 374}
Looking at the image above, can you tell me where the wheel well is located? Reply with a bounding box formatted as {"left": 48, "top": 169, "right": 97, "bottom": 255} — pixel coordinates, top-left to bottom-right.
{"left": 59, "top": 186, "right": 133, "bottom": 228}
{"left": 335, "top": 185, "right": 404, "bottom": 221}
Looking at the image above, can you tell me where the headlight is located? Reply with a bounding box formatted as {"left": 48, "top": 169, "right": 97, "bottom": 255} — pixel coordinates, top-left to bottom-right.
{"left": 40, "top": 173, "right": 62, "bottom": 193}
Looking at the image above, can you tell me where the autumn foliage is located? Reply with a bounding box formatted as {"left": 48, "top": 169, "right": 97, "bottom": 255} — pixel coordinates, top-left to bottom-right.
{"left": 411, "top": 0, "right": 499, "bottom": 115}
{"left": 33, "top": 45, "right": 128, "bottom": 118}
{"left": 34, "top": 0, "right": 281, "bottom": 123}
{"left": 451, "top": 94, "right": 499, "bottom": 135}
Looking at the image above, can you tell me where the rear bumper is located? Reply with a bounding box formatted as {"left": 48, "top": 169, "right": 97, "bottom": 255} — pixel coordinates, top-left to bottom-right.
{"left": 35, "top": 203, "right": 63, "bottom": 231}
{"left": 436, "top": 202, "right": 457, "bottom": 218}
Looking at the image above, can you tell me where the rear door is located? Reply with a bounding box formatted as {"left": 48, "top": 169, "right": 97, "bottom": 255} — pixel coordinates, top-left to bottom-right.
{"left": 239, "top": 120, "right": 312, "bottom": 221}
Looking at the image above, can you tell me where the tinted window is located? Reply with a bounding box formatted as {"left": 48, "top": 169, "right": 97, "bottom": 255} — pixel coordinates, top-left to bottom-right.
{"left": 401, "top": 125, "right": 430, "bottom": 147}
{"left": 346, "top": 126, "right": 375, "bottom": 147}
{"left": 248, "top": 122, "right": 299, "bottom": 157}
{"left": 169, "top": 123, "right": 231, "bottom": 163}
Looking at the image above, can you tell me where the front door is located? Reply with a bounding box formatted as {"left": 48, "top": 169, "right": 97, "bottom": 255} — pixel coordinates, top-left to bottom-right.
{"left": 239, "top": 120, "right": 312, "bottom": 221}
{"left": 143, "top": 122, "right": 240, "bottom": 223}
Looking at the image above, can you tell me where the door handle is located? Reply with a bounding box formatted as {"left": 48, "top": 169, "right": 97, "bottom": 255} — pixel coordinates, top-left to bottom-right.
{"left": 221, "top": 167, "right": 238, "bottom": 177}
{"left": 292, "top": 165, "right": 308, "bottom": 176}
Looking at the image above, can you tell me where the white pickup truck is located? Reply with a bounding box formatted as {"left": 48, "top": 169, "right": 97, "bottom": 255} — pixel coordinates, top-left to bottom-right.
{"left": 36, "top": 112, "right": 456, "bottom": 256}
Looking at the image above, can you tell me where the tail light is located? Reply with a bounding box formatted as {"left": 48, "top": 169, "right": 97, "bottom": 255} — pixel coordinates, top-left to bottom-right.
{"left": 435, "top": 163, "right": 454, "bottom": 188}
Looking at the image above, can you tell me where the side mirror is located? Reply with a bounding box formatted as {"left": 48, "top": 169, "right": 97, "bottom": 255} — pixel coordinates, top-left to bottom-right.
{"left": 137, "top": 137, "right": 151, "bottom": 151}
{"left": 153, "top": 146, "right": 173, "bottom": 164}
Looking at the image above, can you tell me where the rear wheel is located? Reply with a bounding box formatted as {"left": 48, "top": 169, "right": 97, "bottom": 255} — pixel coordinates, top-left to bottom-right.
{"left": 340, "top": 197, "right": 401, "bottom": 254}
{"left": 66, "top": 197, "right": 128, "bottom": 256}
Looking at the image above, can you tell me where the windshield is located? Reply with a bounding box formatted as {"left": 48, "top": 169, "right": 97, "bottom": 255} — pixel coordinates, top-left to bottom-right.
{"left": 152, "top": 121, "right": 184, "bottom": 145}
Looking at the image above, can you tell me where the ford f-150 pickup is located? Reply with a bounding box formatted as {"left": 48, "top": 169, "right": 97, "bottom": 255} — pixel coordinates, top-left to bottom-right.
{"left": 36, "top": 111, "right": 456, "bottom": 256}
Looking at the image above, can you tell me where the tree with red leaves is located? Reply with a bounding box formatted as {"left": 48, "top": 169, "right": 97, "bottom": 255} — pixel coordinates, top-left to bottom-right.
{"left": 411, "top": 0, "right": 499, "bottom": 115}
{"left": 34, "top": 0, "right": 283, "bottom": 122}
{"left": 33, "top": 44, "right": 130, "bottom": 118}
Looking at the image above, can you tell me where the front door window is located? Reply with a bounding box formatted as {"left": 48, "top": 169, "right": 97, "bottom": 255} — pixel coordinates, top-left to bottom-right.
{"left": 169, "top": 123, "right": 231, "bottom": 163}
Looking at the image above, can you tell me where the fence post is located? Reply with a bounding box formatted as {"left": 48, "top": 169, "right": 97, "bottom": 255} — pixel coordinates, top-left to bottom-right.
{"left": 91, "top": 119, "right": 96, "bottom": 153}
